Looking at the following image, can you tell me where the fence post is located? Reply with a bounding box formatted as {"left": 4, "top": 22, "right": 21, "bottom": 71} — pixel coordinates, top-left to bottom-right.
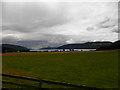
{"left": 39, "top": 80, "right": 42, "bottom": 89}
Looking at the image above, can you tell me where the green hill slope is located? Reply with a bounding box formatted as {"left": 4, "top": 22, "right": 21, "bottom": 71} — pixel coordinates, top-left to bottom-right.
{"left": 1, "top": 44, "right": 30, "bottom": 53}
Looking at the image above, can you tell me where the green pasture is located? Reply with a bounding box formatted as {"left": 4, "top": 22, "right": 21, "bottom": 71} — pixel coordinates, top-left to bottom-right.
{"left": 2, "top": 50, "right": 118, "bottom": 88}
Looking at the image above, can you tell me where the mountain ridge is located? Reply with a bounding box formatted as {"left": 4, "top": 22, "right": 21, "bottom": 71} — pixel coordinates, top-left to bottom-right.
{"left": 57, "top": 41, "right": 112, "bottom": 49}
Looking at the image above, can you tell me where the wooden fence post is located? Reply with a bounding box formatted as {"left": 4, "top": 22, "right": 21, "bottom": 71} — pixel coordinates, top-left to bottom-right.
{"left": 39, "top": 80, "right": 42, "bottom": 89}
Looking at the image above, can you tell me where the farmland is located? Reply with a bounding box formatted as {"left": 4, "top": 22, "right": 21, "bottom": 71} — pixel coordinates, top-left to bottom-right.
{"left": 2, "top": 50, "right": 118, "bottom": 88}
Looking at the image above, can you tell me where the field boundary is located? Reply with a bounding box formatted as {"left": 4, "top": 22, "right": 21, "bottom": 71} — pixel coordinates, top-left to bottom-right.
{"left": 0, "top": 73, "right": 109, "bottom": 89}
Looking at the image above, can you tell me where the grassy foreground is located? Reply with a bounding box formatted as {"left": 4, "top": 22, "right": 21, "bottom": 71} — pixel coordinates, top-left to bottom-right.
{"left": 2, "top": 50, "right": 118, "bottom": 88}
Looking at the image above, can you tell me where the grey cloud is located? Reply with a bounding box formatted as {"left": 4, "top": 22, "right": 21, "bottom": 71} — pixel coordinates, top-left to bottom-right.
{"left": 42, "top": 34, "right": 69, "bottom": 43}
{"left": 86, "top": 26, "right": 95, "bottom": 31}
{"left": 2, "top": 2, "right": 70, "bottom": 33}
{"left": 97, "top": 18, "right": 116, "bottom": 29}
{"left": 17, "top": 40, "right": 49, "bottom": 49}
{"left": 98, "top": 24, "right": 113, "bottom": 29}
{"left": 3, "top": 34, "right": 69, "bottom": 49}
{"left": 17, "top": 40, "right": 66, "bottom": 49}
{"left": 2, "top": 24, "right": 33, "bottom": 33}
{"left": 36, "top": 17, "right": 69, "bottom": 28}
{"left": 112, "top": 27, "right": 119, "bottom": 33}
{"left": 99, "top": 18, "right": 110, "bottom": 24}
{"left": 3, "top": 36, "right": 48, "bottom": 48}
{"left": 2, "top": 2, "right": 118, "bottom": 49}
{"left": 112, "top": 30, "right": 119, "bottom": 33}
{"left": 3, "top": 36, "right": 19, "bottom": 43}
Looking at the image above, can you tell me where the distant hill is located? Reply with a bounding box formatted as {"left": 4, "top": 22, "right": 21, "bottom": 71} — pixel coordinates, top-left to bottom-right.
{"left": 40, "top": 46, "right": 57, "bottom": 50}
{"left": 57, "top": 42, "right": 112, "bottom": 49}
{"left": 1, "top": 44, "right": 30, "bottom": 53}
{"left": 97, "top": 40, "right": 120, "bottom": 50}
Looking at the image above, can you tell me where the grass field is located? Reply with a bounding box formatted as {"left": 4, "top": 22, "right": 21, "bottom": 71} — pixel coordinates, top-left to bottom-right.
{"left": 2, "top": 50, "right": 118, "bottom": 88}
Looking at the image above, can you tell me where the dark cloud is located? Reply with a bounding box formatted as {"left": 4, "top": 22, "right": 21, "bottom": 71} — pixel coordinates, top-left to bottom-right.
{"left": 99, "top": 18, "right": 110, "bottom": 24}
{"left": 112, "top": 28, "right": 119, "bottom": 33}
{"left": 97, "top": 18, "right": 116, "bottom": 29}
{"left": 112, "top": 30, "right": 119, "bottom": 33}
{"left": 98, "top": 24, "right": 113, "bottom": 29}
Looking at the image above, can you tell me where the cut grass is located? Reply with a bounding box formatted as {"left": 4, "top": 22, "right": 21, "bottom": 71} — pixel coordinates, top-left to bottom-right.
{"left": 2, "top": 50, "right": 118, "bottom": 88}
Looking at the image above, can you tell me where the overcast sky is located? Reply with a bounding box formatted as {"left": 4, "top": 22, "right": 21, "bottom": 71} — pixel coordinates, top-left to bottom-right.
{"left": 1, "top": 1, "right": 119, "bottom": 49}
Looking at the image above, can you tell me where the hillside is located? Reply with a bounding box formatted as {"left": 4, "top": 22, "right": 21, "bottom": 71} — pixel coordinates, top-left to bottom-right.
{"left": 1, "top": 44, "right": 30, "bottom": 53}
{"left": 57, "top": 42, "right": 112, "bottom": 49}
{"left": 97, "top": 40, "right": 120, "bottom": 50}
